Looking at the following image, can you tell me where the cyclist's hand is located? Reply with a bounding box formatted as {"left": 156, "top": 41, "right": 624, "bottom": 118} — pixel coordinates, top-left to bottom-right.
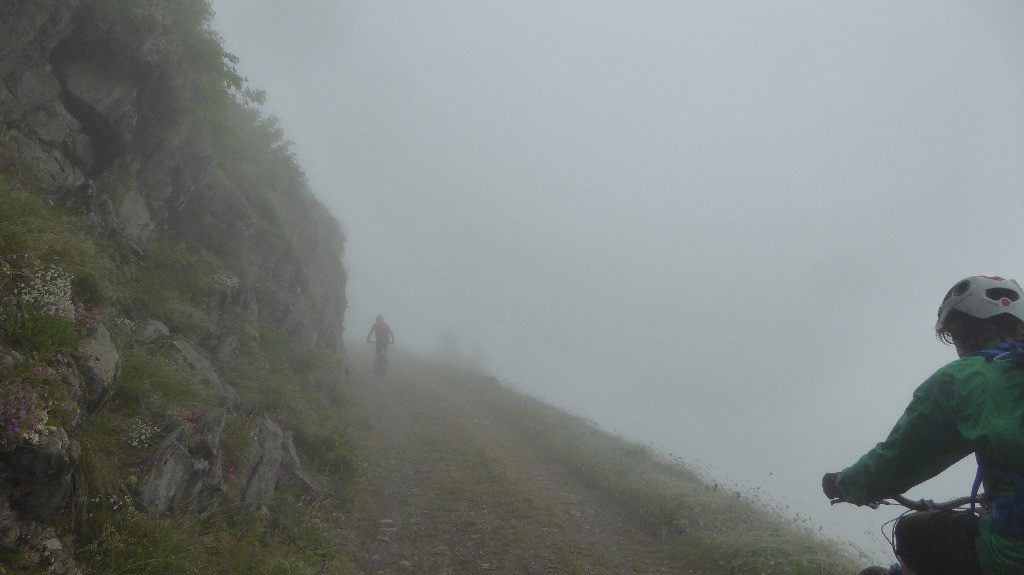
{"left": 822, "top": 472, "right": 842, "bottom": 500}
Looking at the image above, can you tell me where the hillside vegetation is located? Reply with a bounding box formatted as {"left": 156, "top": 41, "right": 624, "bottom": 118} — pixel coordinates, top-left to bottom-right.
{"left": 2, "top": 0, "right": 352, "bottom": 572}
{"left": 0, "top": 174, "right": 360, "bottom": 574}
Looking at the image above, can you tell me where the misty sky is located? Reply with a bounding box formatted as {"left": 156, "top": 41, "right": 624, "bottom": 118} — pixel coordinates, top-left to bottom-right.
{"left": 210, "top": 1, "right": 1024, "bottom": 560}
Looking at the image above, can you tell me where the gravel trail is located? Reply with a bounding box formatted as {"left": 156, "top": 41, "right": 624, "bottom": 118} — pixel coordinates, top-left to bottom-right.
{"left": 341, "top": 359, "right": 690, "bottom": 575}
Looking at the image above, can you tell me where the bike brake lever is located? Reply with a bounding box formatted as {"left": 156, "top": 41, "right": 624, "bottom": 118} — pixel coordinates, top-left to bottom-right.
{"left": 832, "top": 498, "right": 884, "bottom": 509}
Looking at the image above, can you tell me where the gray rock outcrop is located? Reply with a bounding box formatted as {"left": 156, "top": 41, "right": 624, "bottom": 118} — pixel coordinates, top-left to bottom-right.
{"left": 0, "top": 426, "right": 80, "bottom": 522}
{"left": 0, "top": 497, "right": 19, "bottom": 550}
{"left": 139, "top": 408, "right": 226, "bottom": 515}
{"left": 0, "top": 0, "right": 86, "bottom": 184}
{"left": 235, "top": 412, "right": 318, "bottom": 509}
{"left": 134, "top": 318, "right": 170, "bottom": 344}
{"left": 73, "top": 323, "right": 120, "bottom": 412}
{"left": 19, "top": 522, "right": 83, "bottom": 575}
{"left": 167, "top": 338, "right": 240, "bottom": 408}
{"left": 240, "top": 412, "right": 286, "bottom": 510}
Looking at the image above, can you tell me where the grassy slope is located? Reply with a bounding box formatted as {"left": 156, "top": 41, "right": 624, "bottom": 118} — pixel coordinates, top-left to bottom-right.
{"left": 344, "top": 345, "right": 863, "bottom": 574}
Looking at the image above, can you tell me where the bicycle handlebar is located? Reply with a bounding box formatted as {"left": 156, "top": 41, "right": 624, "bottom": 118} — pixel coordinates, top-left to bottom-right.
{"left": 890, "top": 494, "right": 986, "bottom": 511}
{"left": 830, "top": 494, "right": 987, "bottom": 512}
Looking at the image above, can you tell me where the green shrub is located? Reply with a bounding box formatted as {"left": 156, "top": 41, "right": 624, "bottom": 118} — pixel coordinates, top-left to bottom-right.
{"left": 70, "top": 415, "right": 129, "bottom": 536}
{"left": 0, "top": 179, "right": 114, "bottom": 362}
{"left": 116, "top": 348, "right": 216, "bottom": 414}
{"left": 72, "top": 270, "right": 113, "bottom": 308}
{"left": 0, "top": 179, "right": 115, "bottom": 298}
{"left": 0, "top": 358, "right": 82, "bottom": 450}
{"left": 129, "top": 240, "right": 215, "bottom": 318}
{"left": 77, "top": 506, "right": 205, "bottom": 575}
{"left": 292, "top": 428, "right": 356, "bottom": 480}
{"left": 1, "top": 305, "right": 78, "bottom": 355}
{"left": 0, "top": 383, "right": 46, "bottom": 450}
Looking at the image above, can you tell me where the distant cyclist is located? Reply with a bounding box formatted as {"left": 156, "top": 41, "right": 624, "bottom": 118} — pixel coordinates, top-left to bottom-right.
{"left": 823, "top": 276, "right": 1024, "bottom": 575}
{"left": 366, "top": 315, "right": 394, "bottom": 379}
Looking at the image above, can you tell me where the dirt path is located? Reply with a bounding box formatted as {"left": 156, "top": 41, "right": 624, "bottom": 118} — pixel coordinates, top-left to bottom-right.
{"left": 340, "top": 361, "right": 693, "bottom": 575}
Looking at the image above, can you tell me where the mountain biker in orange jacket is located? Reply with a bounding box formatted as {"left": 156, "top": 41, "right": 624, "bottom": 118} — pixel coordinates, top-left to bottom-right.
{"left": 823, "top": 276, "right": 1024, "bottom": 575}
{"left": 366, "top": 315, "right": 394, "bottom": 351}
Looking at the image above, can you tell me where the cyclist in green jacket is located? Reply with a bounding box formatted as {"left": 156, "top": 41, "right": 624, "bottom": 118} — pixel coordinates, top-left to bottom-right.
{"left": 823, "top": 276, "right": 1024, "bottom": 575}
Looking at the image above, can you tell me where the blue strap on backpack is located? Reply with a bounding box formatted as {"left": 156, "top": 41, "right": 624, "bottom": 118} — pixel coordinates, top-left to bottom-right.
{"left": 992, "top": 473, "right": 1024, "bottom": 539}
{"left": 970, "top": 341, "right": 1024, "bottom": 538}
{"left": 973, "top": 341, "right": 1024, "bottom": 366}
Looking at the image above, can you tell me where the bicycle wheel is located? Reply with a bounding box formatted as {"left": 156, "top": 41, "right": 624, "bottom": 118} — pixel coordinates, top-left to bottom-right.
{"left": 374, "top": 350, "right": 386, "bottom": 380}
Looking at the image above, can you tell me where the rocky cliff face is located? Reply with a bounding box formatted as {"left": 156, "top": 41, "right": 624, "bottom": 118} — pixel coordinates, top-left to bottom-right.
{"left": 1, "top": 1, "right": 86, "bottom": 181}
{"left": 1, "top": 1, "right": 349, "bottom": 572}
{"left": 0, "top": 0, "right": 347, "bottom": 352}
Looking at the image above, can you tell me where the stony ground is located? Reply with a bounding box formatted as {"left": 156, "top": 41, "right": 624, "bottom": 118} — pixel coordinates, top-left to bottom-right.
{"left": 338, "top": 358, "right": 698, "bottom": 575}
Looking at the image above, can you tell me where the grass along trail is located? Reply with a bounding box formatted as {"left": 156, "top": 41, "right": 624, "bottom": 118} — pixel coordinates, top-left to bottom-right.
{"left": 338, "top": 348, "right": 860, "bottom": 574}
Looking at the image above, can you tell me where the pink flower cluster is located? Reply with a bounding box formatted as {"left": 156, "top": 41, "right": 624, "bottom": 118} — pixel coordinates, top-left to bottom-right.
{"left": 42, "top": 301, "right": 101, "bottom": 329}
{"left": 182, "top": 409, "right": 204, "bottom": 422}
{"left": 0, "top": 388, "right": 43, "bottom": 448}
{"left": 63, "top": 401, "right": 81, "bottom": 428}
{"left": 42, "top": 302, "right": 75, "bottom": 316}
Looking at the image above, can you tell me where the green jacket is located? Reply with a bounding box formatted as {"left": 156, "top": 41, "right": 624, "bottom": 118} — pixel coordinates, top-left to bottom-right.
{"left": 836, "top": 355, "right": 1024, "bottom": 575}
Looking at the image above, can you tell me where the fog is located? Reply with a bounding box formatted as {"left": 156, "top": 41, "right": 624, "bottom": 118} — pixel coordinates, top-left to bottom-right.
{"left": 210, "top": 1, "right": 1024, "bottom": 561}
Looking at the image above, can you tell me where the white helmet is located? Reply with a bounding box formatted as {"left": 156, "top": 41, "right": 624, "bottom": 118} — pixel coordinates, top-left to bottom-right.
{"left": 936, "top": 276, "right": 1024, "bottom": 332}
